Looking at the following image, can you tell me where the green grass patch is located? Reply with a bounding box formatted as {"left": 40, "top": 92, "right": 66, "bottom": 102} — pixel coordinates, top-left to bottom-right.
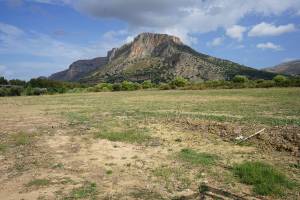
{"left": 178, "top": 148, "right": 218, "bottom": 165}
{"left": 0, "top": 143, "right": 7, "bottom": 152}
{"left": 106, "top": 170, "right": 113, "bottom": 175}
{"left": 64, "top": 112, "right": 89, "bottom": 125}
{"left": 94, "top": 129, "right": 151, "bottom": 144}
{"left": 65, "top": 182, "right": 97, "bottom": 200}
{"left": 12, "top": 133, "right": 33, "bottom": 146}
{"left": 26, "top": 179, "right": 51, "bottom": 187}
{"left": 233, "top": 161, "right": 297, "bottom": 196}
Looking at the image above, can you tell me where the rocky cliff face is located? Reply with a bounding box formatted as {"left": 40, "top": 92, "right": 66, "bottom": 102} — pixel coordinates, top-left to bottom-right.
{"left": 50, "top": 32, "right": 275, "bottom": 83}
{"left": 49, "top": 57, "right": 108, "bottom": 81}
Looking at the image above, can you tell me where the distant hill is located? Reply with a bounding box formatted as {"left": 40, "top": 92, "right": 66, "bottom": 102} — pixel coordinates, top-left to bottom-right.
{"left": 263, "top": 60, "right": 300, "bottom": 76}
{"left": 49, "top": 57, "right": 108, "bottom": 82}
{"left": 49, "top": 33, "right": 276, "bottom": 83}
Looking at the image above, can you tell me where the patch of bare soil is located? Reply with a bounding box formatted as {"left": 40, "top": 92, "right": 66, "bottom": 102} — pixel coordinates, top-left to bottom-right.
{"left": 169, "top": 118, "right": 300, "bottom": 157}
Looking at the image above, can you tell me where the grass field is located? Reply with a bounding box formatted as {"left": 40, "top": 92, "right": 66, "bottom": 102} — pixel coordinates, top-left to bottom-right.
{"left": 0, "top": 88, "right": 299, "bottom": 199}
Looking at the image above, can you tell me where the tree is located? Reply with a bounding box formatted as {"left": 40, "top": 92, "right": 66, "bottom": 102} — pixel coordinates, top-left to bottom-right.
{"left": 273, "top": 75, "right": 287, "bottom": 83}
{"left": 9, "top": 79, "right": 26, "bottom": 86}
{"left": 232, "top": 75, "right": 248, "bottom": 83}
{"left": 0, "top": 77, "right": 8, "bottom": 85}
{"left": 169, "top": 76, "right": 189, "bottom": 88}
{"left": 141, "top": 80, "right": 153, "bottom": 89}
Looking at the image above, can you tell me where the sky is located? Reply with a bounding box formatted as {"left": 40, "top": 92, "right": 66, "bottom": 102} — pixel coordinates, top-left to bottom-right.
{"left": 0, "top": 0, "right": 300, "bottom": 80}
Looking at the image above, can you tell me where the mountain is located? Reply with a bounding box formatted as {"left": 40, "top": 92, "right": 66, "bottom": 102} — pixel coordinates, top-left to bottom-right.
{"left": 49, "top": 57, "right": 108, "bottom": 81}
{"left": 263, "top": 60, "right": 300, "bottom": 76}
{"left": 49, "top": 33, "right": 275, "bottom": 83}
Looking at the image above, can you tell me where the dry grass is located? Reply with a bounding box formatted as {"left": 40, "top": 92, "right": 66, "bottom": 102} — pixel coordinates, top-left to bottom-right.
{"left": 0, "top": 88, "right": 299, "bottom": 199}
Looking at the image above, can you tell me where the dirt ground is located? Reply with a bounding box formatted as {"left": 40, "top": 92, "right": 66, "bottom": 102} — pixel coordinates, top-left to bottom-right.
{"left": 0, "top": 89, "right": 299, "bottom": 200}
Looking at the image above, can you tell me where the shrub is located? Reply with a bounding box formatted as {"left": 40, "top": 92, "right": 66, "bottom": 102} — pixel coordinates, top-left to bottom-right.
{"left": 256, "top": 80, "right": 275, "bottom": 88}
{"left": 0, "top": 88, "right": 8, "bottom": 97}
{"left": 121, "top": 81, "right": 138, "bottom": 91}
{"left": 141, "top": 80, "right": 153, "bottom": 89}
{"left": 25, "top": 87, "right": 47, "bottom": 96}
{"left": 95, "top": 83, "right": 113, "bottom": 92}
{"left": 273, "top": 75, "right": 289, "bottom": 86}
{"left": 67, "top": 88, "right": 86, "bottom": 93}
{"left": 233, "top": 161, "right": 297, "bottom": 196}
{"left": 159, "top": 83, "right": 171, "bottom": 90}
{"left": 169, "top": 76, "right": 189, "bottom": 88}
{"left": 232, "top": 75, "right": 249, "bottom": 83}
{"left": 8, "top": 87, "right": 23, "bottom": 96}
{"left": 112, "top": 83, "right": 122, "bottom": 91}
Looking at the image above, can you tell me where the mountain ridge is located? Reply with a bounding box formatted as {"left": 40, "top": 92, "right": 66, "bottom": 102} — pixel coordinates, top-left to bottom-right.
{"left": 49, "top": 32, "right": 276, "bottom": 83}
{"left": 263, "top": 60, "right": 300, "bottom": 76}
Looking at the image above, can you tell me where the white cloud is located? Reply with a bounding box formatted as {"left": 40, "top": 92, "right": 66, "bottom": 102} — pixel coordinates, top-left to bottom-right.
{"left": 207, "top": 37, "right": 224, "bottom": 47}
{"left": 256, "top": 42, "right": 283, "bottom": 51}
{"left": 28, "top": 0, "right": 300, "bottom": 45}
{"left": 248, "top": 22, "right": 296, "bottom": 37}
{"left": 0, "top": 22, "right": 24, "bottom": 36}
{"left": 226, "top": 25, "right": 247, "bottom": 41}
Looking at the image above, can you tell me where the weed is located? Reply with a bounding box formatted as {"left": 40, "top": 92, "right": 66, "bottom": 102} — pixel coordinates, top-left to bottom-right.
{"left": 0, "top": 143, "right": 7, "bottom": 152}
{"left": 178, "top": 148, "right": 218, "bottom": 166}
{"left": 106, "top": 170, "right": 113, "bottom": 175}
{"left": 65, "top": 182, "right": 98, "bottom": 199}
{"left": 95, "top": 129, "right": 151, "bottom": 144}
{"left": 26, "top": 179, "right": 51, "bottom": 187}
{"left": 12, "top": 133, "right": 32, "bottom": 146}
{"left": 233, "top": 161, "right": 297, "bottom": 196}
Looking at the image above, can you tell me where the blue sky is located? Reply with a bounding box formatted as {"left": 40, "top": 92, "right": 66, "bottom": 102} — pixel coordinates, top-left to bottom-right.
{"left": 0, "top": 0, "right": 299, "bottom": 80}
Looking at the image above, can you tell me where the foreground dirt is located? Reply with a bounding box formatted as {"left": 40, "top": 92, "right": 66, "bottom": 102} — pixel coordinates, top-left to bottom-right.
{"left": 0, "top": 92, "right": 299, "bottom": 200}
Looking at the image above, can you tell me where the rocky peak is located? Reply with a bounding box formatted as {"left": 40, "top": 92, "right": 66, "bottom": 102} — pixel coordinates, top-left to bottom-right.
{"left": 128, "top": 33, "right": 183, "bottom": 58}
{"left": 133, "top": 33, "right": 183, "bottom": 45}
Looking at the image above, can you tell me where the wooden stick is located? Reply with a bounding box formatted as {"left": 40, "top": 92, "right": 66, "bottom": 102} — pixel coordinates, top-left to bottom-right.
{"left": 237, "top": 128, "right": 265, "bottom": 143}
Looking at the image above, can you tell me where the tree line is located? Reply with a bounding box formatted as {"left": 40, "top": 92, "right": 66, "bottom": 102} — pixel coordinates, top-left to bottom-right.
{"left": 1, "top": 75, "right": 300, "bottom": 97}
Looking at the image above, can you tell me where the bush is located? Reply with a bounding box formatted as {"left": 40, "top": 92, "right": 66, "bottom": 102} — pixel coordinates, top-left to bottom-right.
{"left": 25, "top": 87, "right": 47, "bottom": 96}
{"left": 8, "top": 87, "right": 23, "bottom": 96}
{"left": 232, "top": 75, "right": 249, "bottom": 83}
{"left": 159, "top": 83, "right": 171, "bottom": 90}
{"left": 273, "top": 75, "right": 289, "bottom": 87}
{"left": 112, "top": 83, "right": 122, "bottom": 91}
{"left": 169, "top": 76, "right": 189, "bottom": 88}
{"left": 95, "top": 83, "right": 113, "bottom": 92}
{"left": 256, "top": 80, "right": 275, "bottom": 88}
{"left": 121, "top": 81, "right": 139, "bottom": 91}
{"left": 141, "top": 80, "right": 153, "bottom": 89}
{"left": 67, "top": 88, "right": 86, "bottom": 93}
{"left": 0, "top": 88, "right": 8, "bottom": 96}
